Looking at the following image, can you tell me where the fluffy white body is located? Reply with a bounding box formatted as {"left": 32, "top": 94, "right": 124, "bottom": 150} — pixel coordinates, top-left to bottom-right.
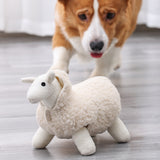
{"left": 37, "top": 73, "right": 120, "bottom": 138}
{"left": 22, "top": 70, "right": 130, "bottom": 155}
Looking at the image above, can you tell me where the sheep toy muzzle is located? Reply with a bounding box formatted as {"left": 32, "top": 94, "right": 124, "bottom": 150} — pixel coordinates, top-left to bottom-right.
{"left": 22, "top": 71, "right": 59, "bottom": 106}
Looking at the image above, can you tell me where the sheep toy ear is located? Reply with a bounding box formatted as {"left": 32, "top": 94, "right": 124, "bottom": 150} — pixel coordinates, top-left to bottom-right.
{"left": 46, "top": 71, "right": 55, "bottom": 84}
{"left": 21, "top": 77, "right": 36, "bottom": 83}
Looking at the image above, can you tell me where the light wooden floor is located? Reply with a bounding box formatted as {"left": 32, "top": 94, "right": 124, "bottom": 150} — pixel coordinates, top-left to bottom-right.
{"left": 0, "top": 30, "right": 160, "bottom": 160}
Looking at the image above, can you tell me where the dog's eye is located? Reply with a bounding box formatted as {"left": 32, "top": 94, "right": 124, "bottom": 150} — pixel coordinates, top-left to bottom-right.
{"left": 78, "top": 14, "right": 87, "bottom": 21}
{"left": 41, "top": 82, "right": 46, "bottom": 87}
{"left": 106, "top": 12, "right": 115, "bottom": 20}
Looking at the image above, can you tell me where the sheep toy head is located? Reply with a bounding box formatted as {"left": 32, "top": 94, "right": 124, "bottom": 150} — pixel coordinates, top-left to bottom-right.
{"left": 22, "top": 71, "right": 62, "bottom": 109}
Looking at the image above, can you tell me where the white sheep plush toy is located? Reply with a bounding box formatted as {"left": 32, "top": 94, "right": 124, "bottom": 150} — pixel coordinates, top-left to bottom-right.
{"left": 22, "top": 70, "right": 130, "bottom": 156}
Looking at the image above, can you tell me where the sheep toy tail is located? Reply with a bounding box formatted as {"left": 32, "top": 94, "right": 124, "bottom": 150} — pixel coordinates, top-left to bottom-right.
{"left": 72, "top": 127, "right": 96, "bottom": 156}
{"left": 108, "top": 118, "right": 130, "bottom": 143}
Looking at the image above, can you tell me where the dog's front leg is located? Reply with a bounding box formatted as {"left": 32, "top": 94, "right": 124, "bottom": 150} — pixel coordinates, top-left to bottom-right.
{"left": 51, "top": 47, "right": 73, "bottom": 73}
{"left": 91, "top": 47, "right": 122, "bottom": 77}
{"left": 50, "top": 26, "right": 74, "bottom": 73}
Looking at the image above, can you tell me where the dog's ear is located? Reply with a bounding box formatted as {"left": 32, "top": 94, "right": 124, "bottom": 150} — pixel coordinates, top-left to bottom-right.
{"left": 58, "top": 0, "right": 68, "bottom": 5}
{"left": 124, "top": 0, "right": 129, "bottom": 3}
{"left": 123, "top": 0, "right": 130, "bottom": 8}
{"left": 121, "top": 0, "right": 130, "bottom": 11}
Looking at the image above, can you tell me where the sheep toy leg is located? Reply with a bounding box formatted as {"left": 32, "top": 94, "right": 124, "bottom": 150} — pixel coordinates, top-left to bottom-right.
{"left": 108, "top": 118, "right": 130, "bottom": 143}
{"left": 72, "top": 127, "right": 96, "bottom": 156}
{"left": 32, "top": 127, "right": 54, "bottom": 149}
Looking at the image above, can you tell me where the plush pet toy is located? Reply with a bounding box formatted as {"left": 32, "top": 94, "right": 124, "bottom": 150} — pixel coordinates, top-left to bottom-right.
{"left": 22, "top": 70, "right": 130, "bottom": 156}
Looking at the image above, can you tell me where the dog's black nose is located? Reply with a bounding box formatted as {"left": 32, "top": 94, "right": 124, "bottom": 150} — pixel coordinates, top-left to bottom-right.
{"left": 90, "top": 41, "right": 104, "bottom": 51}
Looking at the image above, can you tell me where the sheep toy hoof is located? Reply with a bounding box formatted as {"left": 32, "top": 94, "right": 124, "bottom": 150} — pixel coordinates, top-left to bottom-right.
{"left": 72, "top": 127, "right": 96, "bottom": 156}
{"left": 79, "top": 144, "right": 96, "bottom": 156}
{"left": 108, "top": 118, "right": 131, "bottom": 143}
{"left": 32, "top": 127, "right": 54, "bottom": 149}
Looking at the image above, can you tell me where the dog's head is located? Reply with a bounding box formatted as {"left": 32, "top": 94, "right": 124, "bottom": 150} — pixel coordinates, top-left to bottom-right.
{"left": 58, "top": 0, "right": 129, "bottom": 58}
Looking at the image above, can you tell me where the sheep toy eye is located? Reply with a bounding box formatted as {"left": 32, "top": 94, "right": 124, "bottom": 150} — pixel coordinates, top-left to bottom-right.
{"left": 41, "top": 82, "right": 46, "bottom": 87}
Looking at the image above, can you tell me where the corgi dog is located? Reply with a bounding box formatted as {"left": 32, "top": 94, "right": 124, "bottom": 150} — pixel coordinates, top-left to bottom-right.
{"left": 51, "top": 0, "right": 142, "bottom": 76}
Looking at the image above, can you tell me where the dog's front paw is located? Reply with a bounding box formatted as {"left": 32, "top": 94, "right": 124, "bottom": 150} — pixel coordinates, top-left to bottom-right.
{"left": 114, "top": 64, "right": 121, "bottom": 70}
{"left": 90, "top": 68, "right": 112, "bottom": 77}
{"left": 50, "top": 65, "right": 69, "bottom": 73}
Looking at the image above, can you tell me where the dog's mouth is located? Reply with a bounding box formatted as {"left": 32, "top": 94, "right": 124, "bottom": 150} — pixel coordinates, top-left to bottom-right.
{"left": 90, "top": 52, "right": 103, "bottom": 58}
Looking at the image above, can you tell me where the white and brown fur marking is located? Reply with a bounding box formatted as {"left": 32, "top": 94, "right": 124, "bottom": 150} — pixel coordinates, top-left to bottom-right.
{"left": 51, "top": 0, "right": 142, "bottom": 76}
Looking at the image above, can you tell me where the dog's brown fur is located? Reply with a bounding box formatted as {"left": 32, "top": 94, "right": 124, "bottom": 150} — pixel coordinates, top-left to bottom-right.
{"left": 51, "top": 0, "right": 142, "bottom": 76}
{"left": 53, "top": 0, "right": 142, "bottom": 49}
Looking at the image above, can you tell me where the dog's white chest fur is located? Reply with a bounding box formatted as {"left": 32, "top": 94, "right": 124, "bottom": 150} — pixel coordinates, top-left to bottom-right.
{"left": 69, "top": 36, "right": 91, "bottom": 59}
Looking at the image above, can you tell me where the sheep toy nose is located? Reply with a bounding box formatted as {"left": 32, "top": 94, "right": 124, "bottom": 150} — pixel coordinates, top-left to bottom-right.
{"left": 27, "top": 92, "right": 39, "bottom": 104}
{"left": 28, "top": 98, "right": 38, "bottom": 104}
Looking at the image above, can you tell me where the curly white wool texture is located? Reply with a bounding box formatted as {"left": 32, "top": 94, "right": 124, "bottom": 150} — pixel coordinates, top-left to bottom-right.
{"left": 36, "top": 70, "right": 121, "bottom": 139}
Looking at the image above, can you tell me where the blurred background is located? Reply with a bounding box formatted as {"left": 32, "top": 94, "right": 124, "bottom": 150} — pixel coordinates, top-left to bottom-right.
{"left": 0, "top": 1, "right": 160, "bottom": 160}
{"left": 0, "top": 0, "right": 160, "bottom": 36}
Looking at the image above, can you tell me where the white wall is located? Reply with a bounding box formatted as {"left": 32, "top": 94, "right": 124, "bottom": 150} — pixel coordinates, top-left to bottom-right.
{"left": 0, "top": 0, "right": 159, "bottom": 36}
{"left": 0, "top": 0, "right": 56, "bottom": 36}
{"left": 138, "top": 0, "right": 160, "bottom": 28}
